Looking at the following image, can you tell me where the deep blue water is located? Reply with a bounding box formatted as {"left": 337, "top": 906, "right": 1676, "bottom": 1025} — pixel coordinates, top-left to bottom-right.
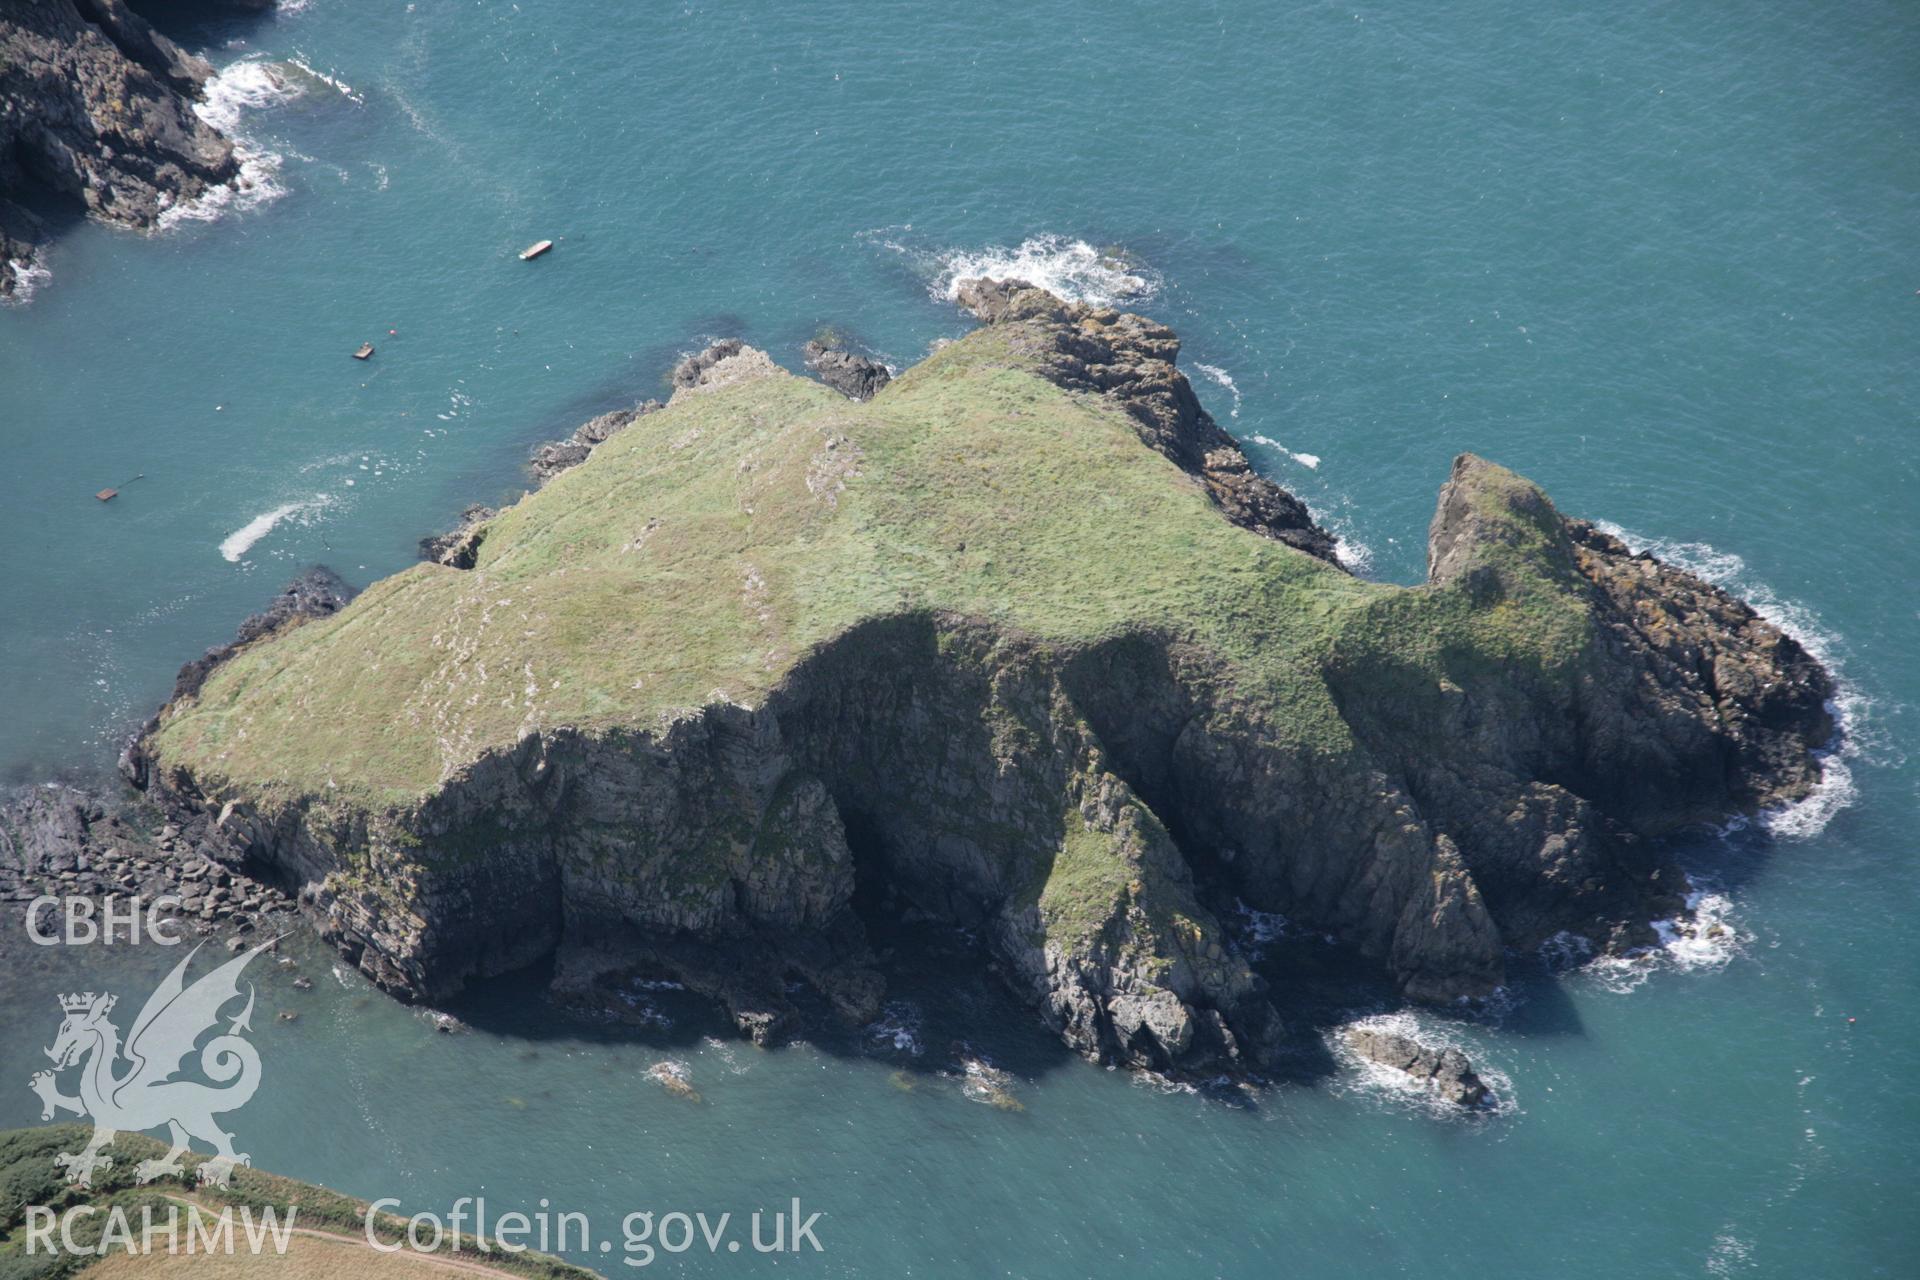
{"left": 2, "top": 1, "right": 1916, "bottom": 1275}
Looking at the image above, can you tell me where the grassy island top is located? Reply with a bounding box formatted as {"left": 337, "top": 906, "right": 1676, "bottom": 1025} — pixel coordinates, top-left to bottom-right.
{"left": 150, "top": 319, "right": 1588, "bottom": 804}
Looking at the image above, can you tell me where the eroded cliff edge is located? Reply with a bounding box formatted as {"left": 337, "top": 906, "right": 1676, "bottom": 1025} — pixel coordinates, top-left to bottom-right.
{"left": 0, "top": 0, "right": 254, "bottom": 297}
{"left": 126, "top": 283, "right": 1834, "bottom": 1074}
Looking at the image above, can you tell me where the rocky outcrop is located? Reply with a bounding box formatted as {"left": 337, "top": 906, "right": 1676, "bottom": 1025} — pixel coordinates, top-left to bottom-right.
{"left": 955, "top": 277, "right": 1342, "bottom": 565}
{"left": 0, "top": 783, "right": 299, "bottom": 961}
{"left": 418, "top": 503, "right": 496, "bottom": 568}
{"left": 527, "top": 401, "right": 663, "bottom": 485}
{"left": 803, "top": 338, "right": 891, "bottom": 401}
{"left": 166, "top": 566, "right": 352, "bottom": 706}
{"left": 132, "top": 295, "right": 1837, "bottom": 1079}
{"left": 0, "top": 0, "right": 253, "bottom": 298}
{"left": 120, "top": 566, "right": 353, "bottom": 787}
{"left": 1345, "top": 1026, "right": 1489, "bottom": 1107}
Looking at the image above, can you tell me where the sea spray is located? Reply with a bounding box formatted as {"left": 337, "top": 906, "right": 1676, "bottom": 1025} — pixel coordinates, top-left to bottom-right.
{"left": 1327, "top": 1011, "right": 1515, "bottom": 1119}
{"left": 1573, "top": 884, "right": 1749, "bottom": 995}
{"left": 864, "top": 229, "right": 1160, "bottom": 309}
{"left": 219, "top": 495, "right": 334, "bottom": 563}
{"left": 1193, "top": 363, "right": 1243, "bottom": 418}
{"left": 160, "top": 59, "right": 300, "bottom": 230}
{"left": 2, "top": 259, "right": 51, "bottom": 306}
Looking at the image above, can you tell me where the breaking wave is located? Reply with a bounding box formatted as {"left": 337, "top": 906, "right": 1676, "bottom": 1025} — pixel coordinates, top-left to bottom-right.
{"left": 1193, "top": 363, "right": 1242, "bottom": 418}
{"left": 866, "top": 1001, "right": 925, "bottom": 1055}
{"left": 2, "top": 259, "right": 51, "bottom": 306}
{"left": 863, "top": 228, "right": 1161, "bottom": 309}
{"left": 1326, "top": 1011, "right": 1514, "bottom": 1119}
{"left": 219, "top": 494, "right": 334, "bottom": 562}
{"left": 160, "top": 59, "right": 299, "bottom": 229}
{"left": 1567, "top": 884, "right": 1748, "bottom": 994}
{"left": 1246, "top": 433, "right": 1320, "bottom": 471}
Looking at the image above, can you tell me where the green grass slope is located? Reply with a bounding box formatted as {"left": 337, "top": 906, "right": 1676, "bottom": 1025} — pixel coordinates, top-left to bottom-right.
{"left": 150, "top": 322, "right": 1583, "bottom": 807}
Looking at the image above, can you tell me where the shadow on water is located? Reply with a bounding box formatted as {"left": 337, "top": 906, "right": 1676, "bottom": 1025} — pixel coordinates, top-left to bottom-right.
{"left": 433, "top": 902, "right": 1463, "bottom": 1117}
{"left": 124, "top": 2, "right": 280, "bottom": 43}
{"left": 433, "top": 806, "right": 1838, "bottom": 1096}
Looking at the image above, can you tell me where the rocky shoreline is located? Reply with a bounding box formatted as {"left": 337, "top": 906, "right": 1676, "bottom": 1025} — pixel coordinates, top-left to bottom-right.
{"left": 14, "top": 283, "right": 1839, "bottom": 1089}
{"left": 0, "top": 0, "right": 269, "bottom": 299}
{"left": 0, "top": 783, "right": 299, "bottom": 952}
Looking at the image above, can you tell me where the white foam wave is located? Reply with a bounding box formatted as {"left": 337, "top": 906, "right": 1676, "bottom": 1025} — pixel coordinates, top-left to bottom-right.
{"left": 1192, "top": 363, "right": 1242, "bottom": 418}
{"left": 1320, "top": 516, "right": 1375, "bottom": 573}
{"left": 160, "top": 60, "right": 296, "bottom": 230}
{"left": 866, "top": 1001, "right": 925, "bottom": 1055}
{"left": 1230, "top": 899, "right": 1289, "bottom": 960}
{"left": 2, "top": 258, "right": 50, "bottom": 307}
{"left": 1594, "top": 522, "right": 1866, "bottom": 838}
{"left": 865, "top": 229, "right": 1160, "bottom": 309}
{"left": 955, "top": 1055, "right": 1023, "bottom": 1109}
{"left": 287, "top": 58, "right": 364, "bottom": 104}
{"left": 1578, "top": 885, "right": 1746, "bottom": 994}
{"left": 219, "top": 494, "right": 332, "bottom": 562}
{"left": 196, "top": 59, "right": 303, "bottom": 135}
{"left": 614, "top": 987, "right": 673, "bottom": 1030}
{"left": 1245, "top": 433, "right": 1320, "bottom": 470}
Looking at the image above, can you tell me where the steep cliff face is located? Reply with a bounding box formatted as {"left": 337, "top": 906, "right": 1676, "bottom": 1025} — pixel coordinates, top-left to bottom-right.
{"left": 0, "top": 0, "right": 245, "bottom": 297}
{"left": 132, "top": 286, "right": 1834, "bottom": 1073}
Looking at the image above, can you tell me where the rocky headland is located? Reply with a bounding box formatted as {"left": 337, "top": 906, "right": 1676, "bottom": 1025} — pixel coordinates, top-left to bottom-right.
{"left": 0, "top": 0, "right": 265, "bottom": 298}
{"left": 82, "top": 281, "right": 1835, "bottom": 1078}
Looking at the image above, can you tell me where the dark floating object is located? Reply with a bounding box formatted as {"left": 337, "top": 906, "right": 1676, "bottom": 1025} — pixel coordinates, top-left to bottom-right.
{"left": 519, "top": 239, "right": 554, "bottom": 261}
{"left": 95, "top": 472, "right": 145, "bottom": 502}
{"left": 353, "top": 342, "right": 375, "bottom": 360}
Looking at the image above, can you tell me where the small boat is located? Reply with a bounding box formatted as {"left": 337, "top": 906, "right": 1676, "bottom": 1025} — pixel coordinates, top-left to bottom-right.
{"left": 519, "top": 239, "right": 554, "bottom": 261}
{"left": 353, "top": 342, "right": 375, "bottom": 360}
{"left": 95, "top": 488, "right": 118, "bottom": 502}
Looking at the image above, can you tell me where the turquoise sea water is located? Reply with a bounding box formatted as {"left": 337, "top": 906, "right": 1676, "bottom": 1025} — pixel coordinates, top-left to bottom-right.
{"left": 2, "top": 0, "right": 1916, "bottom": 1275}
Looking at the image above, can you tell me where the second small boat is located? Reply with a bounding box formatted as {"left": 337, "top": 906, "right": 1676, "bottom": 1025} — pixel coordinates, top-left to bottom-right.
{"left": 520, "top": 239, "right": 555, "bottom": 261}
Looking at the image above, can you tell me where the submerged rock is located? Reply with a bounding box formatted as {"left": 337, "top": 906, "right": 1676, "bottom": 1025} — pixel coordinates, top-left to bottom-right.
{"left": 130, "top": 289, "right": 1835, "bottom": 1079}
{"left": 646, "top": 1061, "right": 701, "bottom": 1103}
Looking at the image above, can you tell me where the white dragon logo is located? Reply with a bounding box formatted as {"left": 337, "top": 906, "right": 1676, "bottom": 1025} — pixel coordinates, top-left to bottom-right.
{"left": 27, "top": 939, "right": 275, "bottom": 1188}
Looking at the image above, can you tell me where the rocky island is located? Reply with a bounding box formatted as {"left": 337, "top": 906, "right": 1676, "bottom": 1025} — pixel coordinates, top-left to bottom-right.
{"left": 0, "top": 0, "right": 262, "bottom": 299}
{"left": 116, "top": 281, "right": 1834, "bottom": 1076}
